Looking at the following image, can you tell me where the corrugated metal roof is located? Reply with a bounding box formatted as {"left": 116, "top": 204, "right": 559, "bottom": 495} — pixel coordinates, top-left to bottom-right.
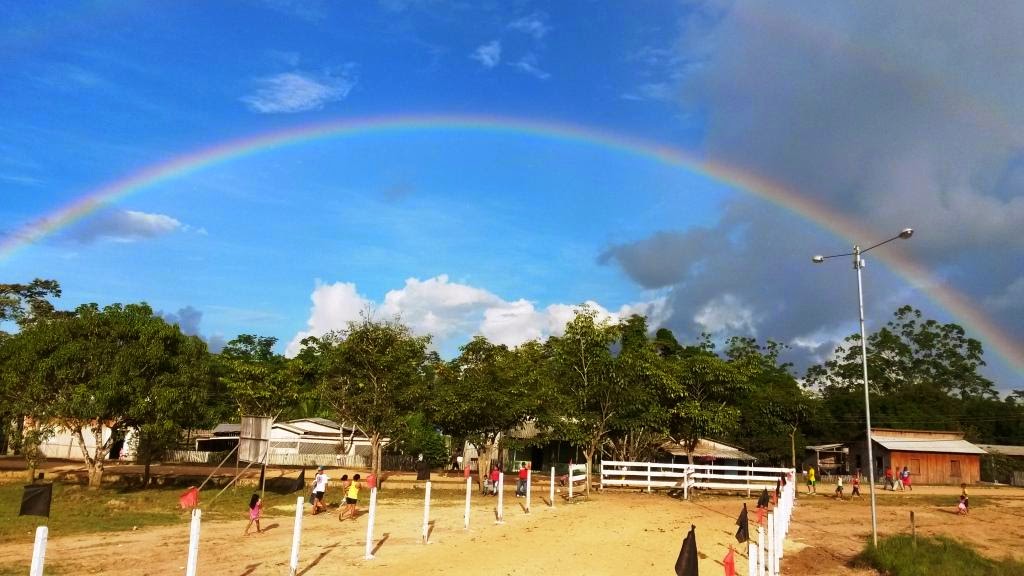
{"left": 806, "top": 443, "right": 845, "bottom": 451}
{"left": 661, "top": 439, "right": 756, "bottom": 461}
{"left": 977, "top": 444, "right": 1024, "bottom": 457}
{"left": 872, "top": 436, "right": 986, "bottom": 454}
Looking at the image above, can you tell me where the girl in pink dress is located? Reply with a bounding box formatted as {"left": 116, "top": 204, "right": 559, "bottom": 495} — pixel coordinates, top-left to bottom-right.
{"left": 244, "top": 494, "right": 263, "bottom": 535}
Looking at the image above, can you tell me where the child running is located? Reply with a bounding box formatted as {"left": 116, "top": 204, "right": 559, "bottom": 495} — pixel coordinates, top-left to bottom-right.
{"left": 851, "top": 471, "right": 861, "bottom": 498}
{"left": 834, "top": 476, "right": 844, "bottom": 500}
{"left": 244, "top": 493, "right": 262, "bottom": 535}
{"left": 340, "top": 473, "right": 361, "bottom": 520}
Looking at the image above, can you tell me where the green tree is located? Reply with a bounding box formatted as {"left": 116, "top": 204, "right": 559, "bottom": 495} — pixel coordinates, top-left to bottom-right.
{"left": 432, "top": 336, "right": 543, "bottom": 490}
{"left": 3, "top": 303, "right": 214, "bottom": 487}
{"left": 540, "top": 306, "right": 624, "bottom": 497}
{"left": 300, "top": 316, "right": 432, "bottom": 483}
{"left": 0, "top": 278, "right": 70, "bottom": 332}
{"left": 218, "top": 334, "right": 299, "bottom": 418}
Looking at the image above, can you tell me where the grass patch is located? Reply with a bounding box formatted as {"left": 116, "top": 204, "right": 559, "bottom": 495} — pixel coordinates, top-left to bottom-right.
{"left": 858, "top": 534, "right": 1024, "bottom": 576}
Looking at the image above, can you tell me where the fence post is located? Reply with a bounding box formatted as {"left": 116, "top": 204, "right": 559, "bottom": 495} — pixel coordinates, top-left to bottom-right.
{"left": 747, "top": 541, "right": 757, "bottom": 576}
{"left": 496, "top": 472, "right": 505, "bottom": 523}
{"left": 464, "top": 476, "right": 472, "bottom": 530}
{"left": 683, "top": 467, "right": 689, "bottom": 500}
{"left": 600, "top": 462, "right": 604, "bottom": 492}
{"left": 568, "top": 467, "right": 574, "bottom": 501}
{"left": 647, "top": 463, "right": 652, "bottom": 493}
{"left": 29, "top": 526, "right": 47, "bottom": 576}
{"left": 757, "top": 525, "right": 765, "bottom": 576}
{"left": 289, "top": 497, "right": 303, "bottom": 576}
{"left": 422, "top": 481, "right": 432, "bottom": 543}
{"left": 526, "top": 469, "right": 532, "bottom": 513}
{"left": 185, "top": 508, "right": 201, "bottom": 576}
{"left": 364, "top": 487, "right": 378, "bottom": 560}
{"left": 550, "top": 466, "right": 555, "bottom": 508}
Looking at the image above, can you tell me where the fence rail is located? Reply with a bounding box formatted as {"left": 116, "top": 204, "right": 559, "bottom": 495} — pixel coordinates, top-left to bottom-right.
{"left": 163, "top": 450, "right": 417, "bottom": 470}
{"left": 600, "top": 460, "right": 794, "bottom": 497}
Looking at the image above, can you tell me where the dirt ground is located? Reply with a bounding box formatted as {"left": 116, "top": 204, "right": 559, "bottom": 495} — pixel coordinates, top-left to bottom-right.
{"left": 2, "top": 473, "right": 1023, "bottom": 575}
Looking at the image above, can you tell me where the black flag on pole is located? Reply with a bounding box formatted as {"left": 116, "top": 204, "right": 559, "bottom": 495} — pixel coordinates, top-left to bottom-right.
{"left": 756, "top": 488, "right": 770, "bottom": 509}
{"left": 292, "top": 468, "right": 306, "bottom": 493}
{"left": 20, "top": 483, "right": 52, "bottom": 517}
{"left": 735, "top": 503, "right": 749, "bottom": 543}
{"left": 258, "top": 463, "right": 266, "bottom": 487}
{"left": 674, "top": 524, "right": 699, "bottom": 576}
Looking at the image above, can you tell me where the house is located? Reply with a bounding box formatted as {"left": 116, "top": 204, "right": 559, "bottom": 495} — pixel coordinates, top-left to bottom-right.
{"left": 804, "top": 443, "right": 849, "bottom": 476}
{"left": 976, "top": 444, "right": 1024, "bottom": 486}
{"left": 196, "top": 418, "right": 374, "bottom": 460}
{"left": 35, "top": 422, "right": 135, "bottom": 462}
{"left": 848, "top": 428, "right": 985, "bottom": 485}
{"left": 659, "top": 439, "right": 756, "bottom": 467}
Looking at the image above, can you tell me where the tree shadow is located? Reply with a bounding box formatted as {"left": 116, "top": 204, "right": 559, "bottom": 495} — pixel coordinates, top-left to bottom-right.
{"left": 427, "top": 520, "right": 436, "bottom": 540}
{"left": 238, "top": 562, "right": 261, "bottom": 575}
{"left": 371, "top": 532, "right": 391, "bottom": 556}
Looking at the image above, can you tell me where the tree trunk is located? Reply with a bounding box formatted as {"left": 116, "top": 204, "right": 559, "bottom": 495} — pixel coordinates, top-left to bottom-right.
{"left": 370, "top": 432, "right": 382, "bottom": 488}
{"left": 583, "top": 447, "right": 594, "bottom": 497}
{"left": 143, "top": 459, "right": 152, "bottom": 487}
{"left": 475, "top": 438, "right": 495, "bottom": 493}
{"left": 790, "top": 427, "right": 797, "bottom": 469}
{"left": 75, "top": 424, "right": 107, "bottom": 489}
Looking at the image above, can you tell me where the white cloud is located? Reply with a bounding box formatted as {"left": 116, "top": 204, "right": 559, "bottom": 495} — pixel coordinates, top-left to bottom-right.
{"left": 508, "top": 12, "right": 551, "bottom": 39}
{"left": 285, "top": 281, "right": 372, "bottom": 356}
{"left": 621, "top": 82, "right": 675, "bottom": 102}
{"left": 70, "top": 209, "right": 182, "bottom": 244}
{"left": 287, "top": 275, "right": 667, "bottom": 356}
{"left": 693, "top": 294, "right": 758, "bottom": 335}
{"left": 241, "top": 71, "right": 355, "bottom": 114}
{"left": 510, "top": 54, "right": 550, "bottom": 80}
{"left": 471, "top": 40, "right": 502, "bottom": 69}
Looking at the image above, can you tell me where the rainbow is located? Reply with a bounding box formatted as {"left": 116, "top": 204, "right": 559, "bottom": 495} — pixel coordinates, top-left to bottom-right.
{"left": 2, "top": 113, "right": 1021, "bottom": 372}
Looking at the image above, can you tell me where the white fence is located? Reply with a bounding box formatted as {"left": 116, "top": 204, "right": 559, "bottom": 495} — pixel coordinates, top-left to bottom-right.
{"left": 163, "top": 450, "right": 420, "bottom": 470}
{"left": 600, "top": 460, "right": 794, "bottom": 498}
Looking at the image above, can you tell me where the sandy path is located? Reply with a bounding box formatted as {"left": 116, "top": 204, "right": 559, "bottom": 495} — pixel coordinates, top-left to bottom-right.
{"left": 0, "top": 489, "right": 749, "bottom": 575}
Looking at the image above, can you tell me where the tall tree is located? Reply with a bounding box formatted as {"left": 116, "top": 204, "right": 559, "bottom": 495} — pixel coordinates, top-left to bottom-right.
{"left": 3, "top": 303, "right": 214, "bottom": 487}
{"left": 218, "top": 334, "right": 299, "bottom": 418}
{"left": 300, "top": 316, "right": 432, "bottom": 483}
{"left": 432, "top": 336, "right": 543, "bottom": 490}
{"left": 0, "top": 278, "right": 69, "bottom": 332}
{"left": 540, "top": 306, "right": 623, "bottom": 497}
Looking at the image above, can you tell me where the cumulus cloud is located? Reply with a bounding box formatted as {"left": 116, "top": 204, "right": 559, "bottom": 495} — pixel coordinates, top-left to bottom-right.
{"left": 241, "top": 70, "right": 355, "bottom": 113}
{"left": 471, "top": 40, "right": 502, "bottom": 69}
{"left": 286, "top": 275, "right": 666, "bottom": 356}
{"left": 158, "top": 306, "right": 226, "bottom": 352}
{"left": 602, "top": 1, "right": 1024, "bottom": 382}
{"left": 69, "top": 209, "right": 182, "bottom": 243}
{"left": 508, "top": 12, "right": 551, "bottom": 39}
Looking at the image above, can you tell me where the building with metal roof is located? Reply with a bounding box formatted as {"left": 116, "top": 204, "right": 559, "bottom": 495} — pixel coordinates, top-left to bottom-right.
{"left": 848, "top": 428, "right": 984, "bottom": 485}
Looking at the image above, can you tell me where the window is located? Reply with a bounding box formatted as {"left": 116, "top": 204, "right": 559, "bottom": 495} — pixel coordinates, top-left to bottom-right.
{"left": 950, "top": 460, "right": 961, "bottom": 477}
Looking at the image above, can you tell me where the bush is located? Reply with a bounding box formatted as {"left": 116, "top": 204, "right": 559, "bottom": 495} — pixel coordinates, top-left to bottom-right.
{"left": 858, "top": 534, "right": 1024, "bottom": 576}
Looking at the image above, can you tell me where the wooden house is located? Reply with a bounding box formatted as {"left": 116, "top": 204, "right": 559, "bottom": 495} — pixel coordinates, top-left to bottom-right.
{"left": 848, "top": 428, "right": 985, "bottom": 485}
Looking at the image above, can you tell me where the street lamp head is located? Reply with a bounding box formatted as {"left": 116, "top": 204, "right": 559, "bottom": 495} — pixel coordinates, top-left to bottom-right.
{"left": 812, "top": 255, "right": 825, "bottom": 263}
{"left": 899, "top": 228, "right": 914, "bottom": 239}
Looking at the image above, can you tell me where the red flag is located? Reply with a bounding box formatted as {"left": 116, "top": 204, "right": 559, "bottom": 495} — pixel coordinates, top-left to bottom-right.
{"left": 723, "top": 547, "right": 736, "bottom": 576}
{"left": 464, "top": 465, "right": 471, "bottom": 479}
{"left": 757, "top": 505, "right": 766, "bottom": 526}
{"left": 179, "top": 486, "right": 199, "bottom": 509}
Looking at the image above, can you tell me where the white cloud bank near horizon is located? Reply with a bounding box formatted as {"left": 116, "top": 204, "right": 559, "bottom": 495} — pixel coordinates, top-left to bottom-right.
{"left": 285, "top": 274, "right": 669, "bottom": 357}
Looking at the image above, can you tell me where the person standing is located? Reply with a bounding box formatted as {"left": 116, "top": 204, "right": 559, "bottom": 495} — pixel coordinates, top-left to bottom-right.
{"left": 834, "top": 476, "right": 844, "bottom": 500}
{"left": 516, "top": 463, "right": 529, "bottom": 497}
{"left": 489, "top": 465, "right": 500, "bottom": 496}
{"left": 244, "top": 494, "right": 263, "bottom": 535}
{"left": 900, "top": 466, "right": 912, "bottom": 491}
{"left": 884, "top": 465, "right": 895, "bottom": 490}
{"left": 851, "top": 470, "right": 861, "bottom": 498}
{"left": 806, "top": 466, "right": 816, "bottom": 494}
{"left": 311, "top": 466, "right": 330, "bottom": 515}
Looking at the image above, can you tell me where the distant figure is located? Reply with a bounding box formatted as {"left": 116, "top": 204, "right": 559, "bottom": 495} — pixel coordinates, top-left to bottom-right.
{"left": 900, "top": 466, "right": 912, "bottom": 491}
{"left": 341, "top": 473, "right": 361, "bottom": 520}
{"left": 884, "top": 466, "right": 895, "bottom": 490}
{"left": 834, "top": 476, "right": 844, "bottom": 499}
{"left": 311, "top": 466, "right": 330, "bottom": 515}
{"left": 244, "top": 493, "right": 262, "bottom": 535}
{"left": 958, "top": 483, "right": 969, "bottom": 515}
{"left": 806, "top": 466, "right": 816, "bottom": 494}
{"left": 516, "top": 463, "right": 529, "bottom": 497}
{"left": 489, "top": 465, "right": 500, "bottom": 496}
{"left": 416, "top": 454, "right": 431, "bottom": 482}
{"left": 851, "top": 470, "right": 861, "bottom": 498}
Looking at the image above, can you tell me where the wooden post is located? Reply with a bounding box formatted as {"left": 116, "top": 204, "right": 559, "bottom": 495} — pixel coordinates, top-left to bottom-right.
{"left": 911, "top": 510, "right": 916, "bottom": 549}
{"left": 550, "top": 466, "right": 556, "bottom": 508}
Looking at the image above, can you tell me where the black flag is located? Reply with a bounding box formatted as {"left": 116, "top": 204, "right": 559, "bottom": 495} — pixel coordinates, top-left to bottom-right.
{"left": 735, "top": 503, "right": 749, "bottom": 543}
{"left": 292, "top": 468, "right": 306, "bottom": 493}
{"left": 258, "top": 463, "right": 266, "bottom": 488}
{"left": 20, "top": 483, "right": 52, "bottom": 517}
{"left": 674, "top": 524, "right": 698, "bottom": 576}
{"left": 776, "top": 479, "right": 781, "bottom": 498}
{"left": 757, "top": 488, "right": 770, "bottom": 509}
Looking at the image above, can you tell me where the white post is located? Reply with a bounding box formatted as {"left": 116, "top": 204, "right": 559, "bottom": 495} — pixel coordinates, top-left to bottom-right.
{"left": 747, "top": 541, "right": 757, "bottom": 576}
{"left": 767, "top": 511, "right": 776, "bottom": 576}
{"left": 185, "top": 508, "right": 201, "bottom": 576}
{"left": 646, "top": 463, "right": 652, "bottom": 493}
{"left": 748, "top": 462, "right": 752, "bottom": 499}
{"left": 774, "top": 506, "right": 782, "bottom": 574}
{"left": 526, "top": 469, "right": 532, "bottom": 513}
{"left": 364, "top": 487, "right": 378, "bottom": 560}
{"left": 599, "top": 461, "right": 604, "bottom": 491}
{"left": 422, "top": 481, "right": 432, "bottom": 544}
{"left": 464, "top": 476, "right": 472, "bottom": 530}
{"left": 550, "top": 467, "right": 555, "bottom": 508}
{"left": 568, "top": 467, "right": 574, "bottom": 501}
{"left": 757, "top": 526, "right": 765, "bottom": 576}
{"left": 289, "top": 497, "right": 304, "bottom": 576}
{"left": 29, "top": 526, "right": 47, "bottom": 576}
{"left": 683, "top": 467, "right": 689, "bottom": 500}
{"left": 496, "top": 472, "right": 505, "bottom": 523}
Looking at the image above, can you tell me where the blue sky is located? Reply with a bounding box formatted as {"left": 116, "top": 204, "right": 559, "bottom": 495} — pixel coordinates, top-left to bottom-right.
{"left": 2, "top": 1, "right": 1022, "bottom": 389}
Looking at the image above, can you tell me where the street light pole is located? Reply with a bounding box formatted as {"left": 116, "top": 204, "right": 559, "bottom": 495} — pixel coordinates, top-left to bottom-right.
{"left": 812, "top": 228, "right": 912, "bottom": 549}
{"left": 854, "top": 244, "right": 879, "bottom": 548}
